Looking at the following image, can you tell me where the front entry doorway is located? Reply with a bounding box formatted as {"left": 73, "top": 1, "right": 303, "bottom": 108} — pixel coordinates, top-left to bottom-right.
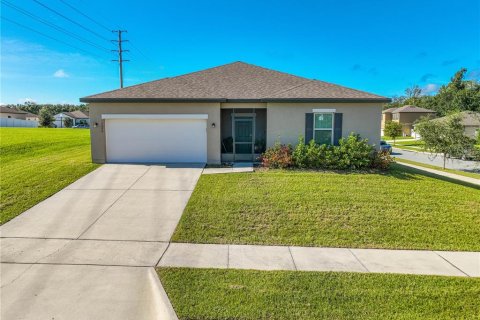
{"left": 233, "top": 114, "right": 255, "bottom": 161}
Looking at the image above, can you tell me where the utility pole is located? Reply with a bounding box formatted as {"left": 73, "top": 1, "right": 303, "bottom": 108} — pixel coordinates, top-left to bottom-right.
{"left": 111, "top": 30, "right": 129, "bottom": 88}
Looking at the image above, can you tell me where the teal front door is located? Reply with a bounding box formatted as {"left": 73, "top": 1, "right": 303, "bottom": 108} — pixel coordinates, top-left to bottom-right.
{"left": 234, "top": 117, "right": 254, "bottom": 161}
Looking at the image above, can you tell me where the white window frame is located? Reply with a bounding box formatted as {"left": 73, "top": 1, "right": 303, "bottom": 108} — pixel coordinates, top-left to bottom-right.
{"left": 313, "top": 112, "right": 334, "bottom": 145}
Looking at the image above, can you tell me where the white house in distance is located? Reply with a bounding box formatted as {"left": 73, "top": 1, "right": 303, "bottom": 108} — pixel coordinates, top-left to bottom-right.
{"left": 54, "top": 110, "right": 90, "bottom": 128}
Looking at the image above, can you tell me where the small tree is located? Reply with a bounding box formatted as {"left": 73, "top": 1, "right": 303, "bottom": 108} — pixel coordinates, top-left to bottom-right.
{"left": 384, "top": 121, "right": 403, "bottom": 145}
{"left": 63, "top": 117, "right": 73, "bottom": 128}
{"left": 415, "top": 114, "right": 475, "bottom": 169}
{"left": 38, "top": 108, "right": 54, "bottom": 127}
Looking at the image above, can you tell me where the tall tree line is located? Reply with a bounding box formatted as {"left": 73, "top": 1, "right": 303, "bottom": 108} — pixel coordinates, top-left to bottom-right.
{"left": 385, "top": 68, "right": 480, "bottom": 116}
{"left": 3, "top": 103, "right": 89, "bottom": 116}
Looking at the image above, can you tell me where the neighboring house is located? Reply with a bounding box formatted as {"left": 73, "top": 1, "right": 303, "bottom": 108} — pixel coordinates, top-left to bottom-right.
{"left": 382, "top": 105, "right": 436, "bottom": 137}
{"left": 80, "top": 61, "right": 390, "bottom": 164}
{"left": 0, "top": 107, "right": 38, "bottom": 127}
{"left": 54, "top": 111, "right": 90, "bottom": 128}
{"left": 421, "top": 111, "right": 480, "bottom": 139}
{"left": 380, "top": 107, "right": 397, "bottom": 134}
{"left": 0, "top": 106, "right": 28, "bottom": 120}
{"left": 25, "top": 112, "right": 39, "bottom": 121}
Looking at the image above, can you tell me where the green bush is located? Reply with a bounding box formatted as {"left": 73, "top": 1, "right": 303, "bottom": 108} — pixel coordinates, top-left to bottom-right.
{"left": 333, "top": 134, "right": 373, "bottom": 169}
{"left": 263, "top": 134, "right": 393, "bottom": 170}
{"left": 261, "top": 142, "right": 293, "bottom": 169}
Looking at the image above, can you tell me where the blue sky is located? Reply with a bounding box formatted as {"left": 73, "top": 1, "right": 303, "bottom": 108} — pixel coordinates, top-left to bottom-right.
{"left": 1, "top": 0, "right": 479, "bottom": 104}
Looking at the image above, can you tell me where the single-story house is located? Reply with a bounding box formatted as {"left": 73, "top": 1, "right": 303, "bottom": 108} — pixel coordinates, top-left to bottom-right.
{"left": 382, "top": 105, "right": 436, "bottom": 137}
{"left": 419, "top": 111, "right": 480, "bottom": 139}
{"left": 80, "top": 62, "right": 390, "bottom": 164}
{"left": 54, "top": 110, "right": 90, "bottom": 128}
{"left": 0, "top": 107, "right": 28, "bottom": 119}
{"left": 25, "top": 112, "right": 39, "bottom": 121}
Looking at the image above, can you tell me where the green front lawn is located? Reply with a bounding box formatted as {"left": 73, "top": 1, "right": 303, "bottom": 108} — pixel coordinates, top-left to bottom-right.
{"left": 0, "top": 128, "right": 99, "bottom": 224}
{"left": 382, "top": 135, "right": 414, "bottom": 141}
{"left": 158, "top": 268, "right": 480, "bottom": 320}
{"left": 392, "top": 139, "right": 425, "bottom": 151}
{"left": 172, "top": 165, "right": 480, "bottom": 251}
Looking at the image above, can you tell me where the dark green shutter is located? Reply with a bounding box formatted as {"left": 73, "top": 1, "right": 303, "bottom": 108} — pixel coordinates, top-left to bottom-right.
{"left": 305, "top": 113, "right": 313, "bottom": 144}
{"left": 333, "top": 113, "right": 343, "bottom": 145}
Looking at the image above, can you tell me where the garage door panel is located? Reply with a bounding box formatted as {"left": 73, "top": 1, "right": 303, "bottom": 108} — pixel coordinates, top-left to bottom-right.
{"left": 105, "top": 118, "right": 207, "bottom": 163}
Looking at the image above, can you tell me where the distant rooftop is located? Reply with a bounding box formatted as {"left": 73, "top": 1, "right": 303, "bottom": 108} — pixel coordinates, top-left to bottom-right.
{"left": 0, "top": 106, "right": 28, "bottom": 114}
{"left": 63, "top": 110, "right": 89, "bottom": 119}
{"left": 391, "top": 105, "right": 436, "bottom": 113}
{"left": 432, "top": 111, "right": 480, "bottom": 127}
{"left": 382, "top": 107, "right": 398, "bottom": 113}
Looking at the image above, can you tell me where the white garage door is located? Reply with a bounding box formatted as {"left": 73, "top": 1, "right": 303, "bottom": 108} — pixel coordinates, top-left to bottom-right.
{"left": 104, "top": 114, "right": 207, "bottom": 163}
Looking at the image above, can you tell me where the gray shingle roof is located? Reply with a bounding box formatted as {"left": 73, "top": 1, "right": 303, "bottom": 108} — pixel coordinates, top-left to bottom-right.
{"left": 0, "top": 106, "right": 28, "bottom": 114}
{"left": 81, "top": 62, "right": 390, "bottom": 103}
{"left": 392, "top": 105, "right": 436, "bottom": 113}
{"left": 64, "top": 110, "right": 89, "bottom": 119}
{"left": 382, "top": 107, "right": 398, "bottom": 113}
{"left": 432, "top": 111, "right": 480, "bottom": 127}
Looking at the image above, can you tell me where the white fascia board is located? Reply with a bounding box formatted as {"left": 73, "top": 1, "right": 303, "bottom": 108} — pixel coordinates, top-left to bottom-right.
{"left": 312, "top": 109, "right": 336, "bottom": 113}
{"left": 101, "top": 114, "right": 209, "bottom": 120}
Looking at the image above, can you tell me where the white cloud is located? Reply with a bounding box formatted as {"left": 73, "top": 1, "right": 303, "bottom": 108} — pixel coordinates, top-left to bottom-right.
{"left": 53, "top": 69, "right": 69, "bottom": 78}
{"left": 422, "top": 83, "right": 439, "bottom": 94}
{"left": 17, "top": 98, "right": 37, "bottom": 104}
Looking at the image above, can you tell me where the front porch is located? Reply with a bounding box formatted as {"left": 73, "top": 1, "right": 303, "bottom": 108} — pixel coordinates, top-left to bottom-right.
{"left": 220, "top": 108, "right": 266, "bottom": 162}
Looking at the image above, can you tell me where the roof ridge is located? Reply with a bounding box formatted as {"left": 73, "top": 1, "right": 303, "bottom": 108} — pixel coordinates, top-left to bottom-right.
{"left": 235, "top": 62, "right": 312, "bottom": 81}
{"left": 269, "top": 79, "right": 315, "bottom": 97}
{"left": 83, "top": 61, "right": 242, "bottom": 99}
{"left": 239, "top": 62, "right": 387, "bottom": 99}
{"left": 311, "top": 78, "right": 387, "bottom": 98}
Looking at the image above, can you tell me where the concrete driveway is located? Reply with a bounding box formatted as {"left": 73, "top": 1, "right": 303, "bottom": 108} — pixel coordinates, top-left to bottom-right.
{"left": 1, "top": 163, "right": 203, "bottom": 320}
{"left": 393, "top": 148, "right": 480, "bottom": 173}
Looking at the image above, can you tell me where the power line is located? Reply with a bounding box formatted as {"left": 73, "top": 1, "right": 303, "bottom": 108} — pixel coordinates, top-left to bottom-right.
{"left": 32, "top": 0, "right": 110, "bottom": 42}
{"left": 1, "top": 0, "right": 112, "bottom": 53}
{"left": 129, "top": 42, "right": 155, "bottom": 64}
{"left": 58, "top": 0, "right": 111, "bottom": 32}
{"left": 57, "top": 0, "right": 157, "bottom": 69}
{"left": 1, "top": 16, "right": 105, "bottom": 59}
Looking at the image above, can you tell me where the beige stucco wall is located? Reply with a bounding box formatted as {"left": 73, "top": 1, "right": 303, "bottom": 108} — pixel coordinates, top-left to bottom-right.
{"left": 396, "top": 112, "right": 435, "bottom": 136}
{"left": 89, "top": 101, "right": 384, "bottom": 164}
{"left": 266, "top": 102, "right": 383, "bottom": 148}
{"left": 381, "top": 113, "right": 392, "bottom": 129}
{"left": 88, "top": 102, "right": 221, "bottom": 163}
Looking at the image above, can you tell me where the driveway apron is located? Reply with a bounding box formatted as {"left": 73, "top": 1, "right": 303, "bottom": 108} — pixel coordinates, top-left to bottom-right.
{"left": 1, "top": 163, "right": 203, "bottom": 320}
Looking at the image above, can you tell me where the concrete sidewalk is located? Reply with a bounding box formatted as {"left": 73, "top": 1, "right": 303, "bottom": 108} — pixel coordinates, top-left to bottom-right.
{"left": 203, "top": 162, "right": 254, "bottom": 174}
{"left": 158, "top": 243, "right": 480, "bottom": 277}
{"left": 396, "top": 161, "right": 480, "bottom": 187}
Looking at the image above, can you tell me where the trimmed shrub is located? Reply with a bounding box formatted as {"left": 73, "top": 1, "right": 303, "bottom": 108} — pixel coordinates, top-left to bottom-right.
{"left": 261, "top": 143, "right": 293, "bottom": 169}
{"left": 264, "top": 133, "right": 393, "bottom": 170}
{"left": 333, "top": 134, "right": 373, "bottom": 169}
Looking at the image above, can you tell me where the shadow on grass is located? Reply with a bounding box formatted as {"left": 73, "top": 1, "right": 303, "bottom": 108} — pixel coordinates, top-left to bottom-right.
{"left": 393, "top": 163, "right": 480, "bottom": 190}
{"left": 258, "top": 165, "right": 479, "bottom": 189}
